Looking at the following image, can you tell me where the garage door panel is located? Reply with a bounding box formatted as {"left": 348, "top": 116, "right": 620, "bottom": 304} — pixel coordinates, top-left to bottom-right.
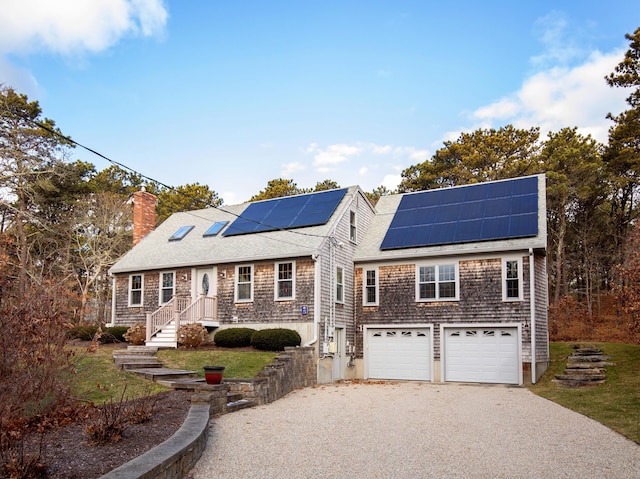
{"left": 444, "top": 327, "right": 519, "bottom": 384}
{"left": 368, "top": 328, "right": 431, "bottom": 381}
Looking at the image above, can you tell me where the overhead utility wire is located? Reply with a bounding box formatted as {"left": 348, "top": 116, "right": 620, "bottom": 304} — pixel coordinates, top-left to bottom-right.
{"left": 22, "top": 115, "right": 333, "bottom": 242}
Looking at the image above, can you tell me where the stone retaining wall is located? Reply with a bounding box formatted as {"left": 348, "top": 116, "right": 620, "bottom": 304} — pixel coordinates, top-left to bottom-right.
{"left": 99, "top": 346, "right": 317, "bottom": 479}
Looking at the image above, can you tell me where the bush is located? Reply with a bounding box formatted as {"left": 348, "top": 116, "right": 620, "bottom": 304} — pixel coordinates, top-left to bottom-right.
{"left": 250, "top": 328, "right": 301, "bottom": 351}
{"left": 123, "top": 322, "right": 146, "bottom": 345}
{"left": 99, "top": 326, "right": 129, "bottom": 344}
{"left": 177, "top": 323, "right": 209, "bottom": 348}
{"left": 213, "top": 328, "right": 256, "bottom": 348}
{"left": 66, "top": 324, "right": 99, "bottom": 341}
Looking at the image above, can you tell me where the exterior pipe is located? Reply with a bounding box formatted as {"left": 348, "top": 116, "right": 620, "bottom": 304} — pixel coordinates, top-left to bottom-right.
{"left": 304, "top": 253, "right": 320, "bottom": 347}
{"left": 110, "top": 276, "right": 116, "bottom": 326}
{"left": 529, "top": 248, "right": 537, "bottom": 384}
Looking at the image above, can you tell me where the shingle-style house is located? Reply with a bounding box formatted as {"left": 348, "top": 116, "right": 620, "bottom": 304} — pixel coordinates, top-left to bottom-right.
{"left": 110, "top": 175, "right": 549, "bottom": 385}
{"left": 353, "top": 174, "right": 548, "bottom": 384}
{"left": 109, "top": 186, "right": 376, "bottom": 383}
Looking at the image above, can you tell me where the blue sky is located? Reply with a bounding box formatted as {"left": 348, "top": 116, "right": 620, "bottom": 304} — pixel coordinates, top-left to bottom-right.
{"left": 0, "top": 1, "right": 638, "bottom": 204}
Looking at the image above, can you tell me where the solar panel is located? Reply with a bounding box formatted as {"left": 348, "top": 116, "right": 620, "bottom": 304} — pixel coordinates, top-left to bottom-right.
{"left": 380, "top": 176, "right": 539, "bottom": 250}
{"left": 223, "top": 188, "right": 348, "bottom": 236}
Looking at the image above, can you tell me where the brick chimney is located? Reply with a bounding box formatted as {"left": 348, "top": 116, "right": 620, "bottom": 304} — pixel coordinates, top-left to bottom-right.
{"left": 133, "top": 187, "right": 157, "bottom": 246}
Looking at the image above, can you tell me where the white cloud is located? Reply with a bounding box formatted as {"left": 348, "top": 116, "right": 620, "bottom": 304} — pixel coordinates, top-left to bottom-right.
{"left": 312, "top": 143, "right": 362, "bottom": 169}
{"left": 281, "top": 161, "right": 305, "bottom": 176}
{"left": 0, "top": 0, "right": 168, "bottom": 55}
{"left": 381, "top": 173, "right": 402, "bottom": 191}
{"left": 469, "top": 49, "right": 627, "bottom": 143}
{"left": 359, "top": 167, "right": 368, "bottom": 175}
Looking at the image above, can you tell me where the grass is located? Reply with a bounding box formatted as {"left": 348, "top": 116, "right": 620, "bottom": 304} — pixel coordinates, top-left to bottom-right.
{"left": 70, "top": 345, "right": 278, "bottom": 405}
{"left": 157, "top": 349, "right": 278, "bottom": 378}
{"left": 70, "top": 345, "right": 168, "bottom": 405}
{"left": 529, "top": 342, "right": 640, "bottom": 444}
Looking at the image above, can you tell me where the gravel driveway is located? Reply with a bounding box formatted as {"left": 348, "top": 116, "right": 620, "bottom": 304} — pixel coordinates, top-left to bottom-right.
{"left": 189, "top": 382, "right": 640, "bottom": 479}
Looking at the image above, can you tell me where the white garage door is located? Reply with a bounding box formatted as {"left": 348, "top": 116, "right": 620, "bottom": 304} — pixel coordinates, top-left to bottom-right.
{"left": 367, "top": 328, "right": 431, "bottom": 380}
{"left": 444, "top": 327, "right": 519, "bottom": 384}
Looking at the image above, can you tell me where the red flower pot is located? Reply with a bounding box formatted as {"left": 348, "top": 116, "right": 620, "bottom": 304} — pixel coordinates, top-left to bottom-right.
{"left": 204, "top": 366, "right": 225, "bottom": 384}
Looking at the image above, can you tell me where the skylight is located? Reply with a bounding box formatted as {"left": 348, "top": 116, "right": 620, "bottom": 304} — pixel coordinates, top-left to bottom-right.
{"left": 169, "top": 225, "right": 195, "bottom": 241}
{"left": 203, "top": 221, "right": 229, "bottom": 237}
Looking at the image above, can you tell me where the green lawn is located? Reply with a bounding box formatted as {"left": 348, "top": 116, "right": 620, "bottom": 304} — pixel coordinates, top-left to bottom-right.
{"left": 157, "top": 349, "right": 277, "bottom": 378}
{"left": 529, "top": 342, "right": 640, "bottom": 444}
{"left": 70, "top": 345, "right": 278, "bottom": 405}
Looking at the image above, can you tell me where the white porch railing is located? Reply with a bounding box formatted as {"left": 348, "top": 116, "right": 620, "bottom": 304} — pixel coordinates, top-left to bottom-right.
{"left": 145, "top": 295, "right": 218, "bottom": 343}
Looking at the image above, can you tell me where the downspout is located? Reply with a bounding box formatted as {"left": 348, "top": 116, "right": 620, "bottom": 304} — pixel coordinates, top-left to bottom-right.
{"left": 304, "top": 253, "right": 320, "bottom": 347}
{"left": 529, "top": 248, "right": 537, "bottom": 384}
{"left": 110, "top": 276, "right": 117, "bottom": 326}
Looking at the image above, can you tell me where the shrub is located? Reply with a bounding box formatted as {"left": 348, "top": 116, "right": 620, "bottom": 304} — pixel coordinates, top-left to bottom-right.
{"left": 213, "top": 327, "right": 256, "bottom": 348}
{"left": 177, "top": 323, "right": 209, "bottom": 348}
{"left": 66, "top": 324, "right": 99, "bottom": 341}
{"left": 123, "top": 322, "right": 146, "bottom": 345}
{"left": 250, "top": 328, "right": 301, "bottom": 351}
{"left": 99, "top": 326, "right": 129, "bottom": 344}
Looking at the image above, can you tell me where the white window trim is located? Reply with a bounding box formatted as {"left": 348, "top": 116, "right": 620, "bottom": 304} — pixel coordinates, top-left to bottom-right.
{"left": 235, "top": 264, "right": 254, "bottom": 303}
{"left": 363, "top": 267, "right": 379, "bottom": 306}
{"left": 336, "top": 266, "right": 344, "bottom": 304}
{"left": 502, "top": 257, "right": 523, "bottom": 301}
{"left": 415, "top": 262, "right": 460, "bottom": 302}
{"left": 275, "top": 261, "right": 296, "bottom": 301}
{"left": 128, "top": 273, "right": 144, "bottom": 307}
{"left": 159, "top": 271, "right": 175, "bottom": 305}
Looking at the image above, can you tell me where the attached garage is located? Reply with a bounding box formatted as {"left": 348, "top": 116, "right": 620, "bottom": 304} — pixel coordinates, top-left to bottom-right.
{"left": 366, "top": 327, "right": 432, "bottom": 381}
{"left": 442, "top": 325, "right": 521, "bottom": 385}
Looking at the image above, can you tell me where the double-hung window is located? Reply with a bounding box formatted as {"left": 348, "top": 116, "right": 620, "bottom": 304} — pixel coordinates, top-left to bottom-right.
{"left": 363, "top": 268, "right": 378, "bottom": 305}
{"left": 416, "top": 263, "right": 458, "bottom": 301}
{"left": 235, "top": 264, "right": 253, "bottom": 302}
{"left": 160, "top": 272, "right": 175, "bottom": 304}
{"left": 129, "top": 274, "right": 143, "bottom": 307}
{"left": 350, "top": 211, "right": 357, "bottom": 243}
{"left": 336, "top": 266, "right": 344, "bottom": 303}
{"left": 503, "top": 258, "right": 523, "bottom": 301}
{"left": 275, "top": 261, "right": 295, "bottom": 300}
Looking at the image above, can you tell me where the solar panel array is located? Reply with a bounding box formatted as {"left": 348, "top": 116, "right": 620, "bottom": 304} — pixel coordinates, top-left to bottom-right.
{"left": 380, "top": 176, "right": 539, "bottom": 250}
{"left": 223, "top": 188, "right": 348, "bottom": 236}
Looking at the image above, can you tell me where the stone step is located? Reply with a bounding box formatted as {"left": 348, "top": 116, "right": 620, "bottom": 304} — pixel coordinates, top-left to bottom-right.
{"left": 553, "top": 378, "right": 606, "bottom": 388}
{"left": 555, "top": 373, "right": 606, "bottom": 382}
{"left": 227, "top": 399, "right": 255, "bottom": 413}
{"left": 128, "top": 368, "right": 197, "bottom": 381}
{"left": 567, "top": 355, "right": 611, "bottom": 363}
{"left": 565, "top": 362, "right": 609, "bottom": 369}
{"left": 112, "top": 348, "right": 158, "bottom": 357}
{"left": 121, "top": 361, "right": 164, "bottom": 370}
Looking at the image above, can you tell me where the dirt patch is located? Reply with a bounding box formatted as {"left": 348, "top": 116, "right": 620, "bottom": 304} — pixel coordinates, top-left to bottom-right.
{"left": 16, "top": 390, "right": 192, "bottom": 479}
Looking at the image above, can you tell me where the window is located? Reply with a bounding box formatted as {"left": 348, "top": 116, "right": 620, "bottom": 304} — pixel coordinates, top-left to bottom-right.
{"left": 416, "top": 263, "right": 458, "bottom": 301}
{"left": 129, "top": 274, "right": 143, "bottom": 306}
{"left": 203, "top": 221, "right": 229, "bottom": 237}
{"left": 503, "top": 258, "right": 523, "bottom": 301}
{"left": 350, "top": 211, "right": 357, "bottom": 243}
{"left": 235, "top": 264, "right": 253, "bottom": 302}
{"left": 364, "top": 268, "right": 378, "bottom": 305}
{"left": 160, "top": 272, "right": 174, "bottom": 304}
{"left": 169, "top": 225, "right": 194, "bottom": 241}
{"left": 336, "top": 266, "right": 344, "bottom": 303}
{"left": 275, "top": 261, "right": 295, "bottom": 300}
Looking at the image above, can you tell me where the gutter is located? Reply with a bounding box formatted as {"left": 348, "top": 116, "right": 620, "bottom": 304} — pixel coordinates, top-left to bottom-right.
{"left": 529, "top": 248, "right": 536, "bottom": 384}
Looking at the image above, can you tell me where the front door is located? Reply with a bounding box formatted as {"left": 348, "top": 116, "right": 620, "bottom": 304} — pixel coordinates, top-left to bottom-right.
{"left": 195, "top": 268, "right": 216, "bottom": 320}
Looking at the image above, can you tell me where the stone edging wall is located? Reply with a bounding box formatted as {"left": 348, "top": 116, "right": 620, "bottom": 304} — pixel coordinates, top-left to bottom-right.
{"left": 99, "top": 346, "right": 317, "bottom": 479}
